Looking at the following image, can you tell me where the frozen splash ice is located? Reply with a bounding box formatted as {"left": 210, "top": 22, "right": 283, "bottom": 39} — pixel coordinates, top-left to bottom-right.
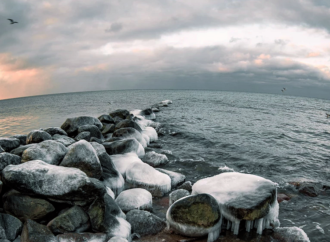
{"left": 110, "top": 153, "right": 143, "bottom": 178}
{"left": 115, "top": 188, "right": 152, "bottom": 212}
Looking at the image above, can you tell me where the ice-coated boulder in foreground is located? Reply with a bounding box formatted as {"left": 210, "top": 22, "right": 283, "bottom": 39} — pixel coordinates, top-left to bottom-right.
{"left": 192, "top": 172, "right": 279, "bottom": 235}
{"left": 57, "top": 232, "right": 107, "bottom": 242}
{"left": 166, "top": 193, "right": 222, "bottom": 242}
{"left": 115, "top": 188, "right": 152, "bottom": 212}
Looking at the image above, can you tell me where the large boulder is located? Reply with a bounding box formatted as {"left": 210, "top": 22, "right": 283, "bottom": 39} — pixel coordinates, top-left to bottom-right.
{"left": 61, "top": 116, "right": 103, "bottom": 136}
{"left": 57, "top": 233, "right": 107, "bottom": 242}
{"left": 47, "top": 206, "right": 90, "bottom": 234}
{"left": 0, "top": 153, "right": 21, "bottom": 172}
{"left": 26, "top": 130, "right": 52, "bottom": 144}
{"left": 0, "top": 138, "right": 20, "bottom": 152}
{"left": 22, "top": 140, "right": 67, "bottom": 165}
{"left": 98, "top": 114, "right": 115, "bottom": 124}
{"left": 75, "top": 131, "right": 91, "bottom": 141}
{"left": 112, "top": 128, "right": 147, "bottom": 147}
{"left": 126, "top": 210, "right": 166, "bottom": 236}
{"left": 52, "top": 134, "right": 75, "bottom": 147}
{"left": 21, "top": 219, "right": 57, "bottom": 242}
{"left": 60, "top": 140, "right": 102, "bottom": 179}
{"left": 103, "top": 139, "right": 145, "bottom": 157}
{"left": 101, "top": 124, "right": 115, "bottom": 135}
{"left": 2, "top": 160, "right": 105, "bottom": 201}
{"left": 114, "top": 120, "right": 142, "bottom": 132}
{"left": 10, "top": 144, "right": 36, "bottom": 156}
{"left": 166, "top": 194, "right": 221, "bottom": 242}
{"left": 273, "top": 227, "right": 310, "bottom": 242}
{"left": 109, "top": 109, "right": 130, "bottom": 119}
{"left": 143, "top": 152, "right": 168, "bottom": 167}
{"left": 3, "top": 190, "right": 55, "bottom": 221}
{"left": 10, "top": 135, "right": 27, "bottom": 145}
{"left": 156, "top": 168, "right": 185, "bottom": 188}
{"left": 0, "top": 213, "right": 23, "bottom": 241}
{"left": 43, "top": 127, "right": 68, "bottom": 136}
{"left": 78, "top": 125, "right": 103, "bottom": 140}
{"left": 115, "top": 188, "right": 152, "bottom": 212}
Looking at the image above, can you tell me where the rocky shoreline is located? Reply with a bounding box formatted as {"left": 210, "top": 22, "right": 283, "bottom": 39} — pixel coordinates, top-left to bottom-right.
{"left": 0, "top": 100, "right": 310, "bottom": 242}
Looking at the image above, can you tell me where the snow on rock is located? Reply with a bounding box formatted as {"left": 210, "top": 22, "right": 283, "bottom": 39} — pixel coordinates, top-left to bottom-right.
{"left": 26, "top": 130, "right": 52, "bottom": 144}
{"left": 273, "top": 227, "right": 310, "bottom": 242}
{"left": 2, "top": 160, "right": 105, "bottom": 201}
{"left": 143, "top": 151, "right": 168, "bottom": 167}
{"left": 110, "top": 153, "right": 143, "bottom": 178}
{"left": 103, "top": 139, "right": 145, "bottom": 158}
{"left": 169, "top": 189, "right": 190, "bottom": 205}
{"left": 61, "top": 116, "right": 103, "bottom": 137}
{"left": 60, "top": 140, "right": 102, "bottom": 179}
{"left": 52, "top": 134, "right": 76, "bottom": 147}
{"left": 156, "top": 168, "right": 185, "bottom": 188}
{"left": 166, "top": 193, "right": 222, "bottom": 242}
{"left": 115, "top": 188, "right": 152, "bottom": 212}
{"left": 161, "top": 100, "right": 172, "bottom": 105}
{"left": 106, "top": 187, "right": 115, "bottom": 199}
{"left": 22, "top": 140, "right": 67, "bottom": 165}
{"left": 126, "top": 162, "right": 171, "bottom": 197}
{"left": 57, "top": 233, "right": 108, "bottom": 242}
{"left": 112, "top": 128, "right": 147, "bottom": 148}
{"left": 192, "top": 172, "right": 279, "bottom": 235}
{"left": 0, "top": 138, "right": 21, "bottom": 152}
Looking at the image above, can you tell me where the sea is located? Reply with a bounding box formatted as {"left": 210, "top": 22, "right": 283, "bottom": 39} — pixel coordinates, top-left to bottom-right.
{"left": 0, "top": 89, "right": 330, "bottom": 241}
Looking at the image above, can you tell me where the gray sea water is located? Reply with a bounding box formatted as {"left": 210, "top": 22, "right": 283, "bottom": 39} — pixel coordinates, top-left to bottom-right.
{"left": 1, "top": 90, "right": 330, "bottom": 241}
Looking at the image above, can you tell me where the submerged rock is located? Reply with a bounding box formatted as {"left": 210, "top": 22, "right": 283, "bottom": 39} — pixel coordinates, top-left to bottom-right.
{"left": 0, "top": 153, "right": 21, "bottom": 172}
{"left": 26, "top": 130, "right": 52, "bottom": 144}
{"left": 0, "top": 138, "right": 20, "bottom": 152}
{"left": 143, "top": 151, "right": 168, "bottom": 166}
{"left": 103, "top": 138, "right": 145, "bottom": 157}
{"left": 109, "top": 109, "right": 130, "bottom": 119}
{"left": 10, "top": 135, "right": 27, "bottom": 145}
{"left": 156, "top": 168, "right": 185, "bottom": 188}
{"left": 61, "top": 116, "right": 103, "bottom": 136}
{"left": 57, "top": 232, "right": 107, "bottom": 242}
{"left": 0, "top": 213, "right": 23, "bottom": 241}
{"left": 52, "top": 134, "right": 75, "bottom": 147}
{"left": 21, "top": 219, "right": 57, "bottom": 242}
{"left": 43, "top": 127, "right": 68, "bottom": 136}
{"left": 115, "top": 188, "right": 152, "bottom": 212}
{"left": 112, "top": 127, "right": 147, "bottom": 147}
{"left": 169, "top": 189, "right": 190, "bottom": 205}
{"left": 78, "top": 125, "right": 103, "bottom": 140}
{"left": 115, "top": 120, "right": 142, "bottom": 132}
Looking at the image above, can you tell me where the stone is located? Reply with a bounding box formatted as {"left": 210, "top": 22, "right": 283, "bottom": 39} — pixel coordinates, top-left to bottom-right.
{"left": 101, "top": 124, "right": 115, "bottom": 135}
{"left": 13, "top": 236, "right": 21, "bottom": 242}
{"left": 273, "top": 227, "right": 310, "bottom": 242}
{"left": 75, "top": 131, "right": 91, "bottom": 141}
{"left": 60, "top": 140, "right": 102, "bottom": 179}
{"left": 43, "top": 127, "right": 68, "bottom": 136}
{"left": 98, "top": 114, "right": 115, "bottom": 124}
{"left": 143, "top": 152, "right": 168, "bottom": 167}
{"left": 177, "top": 181, "right": 193, "bottom": 192}
{"left": 21, "top": 219, "right": 57, "bottom": 242}
{"left": 115, "top": 188, "right": 152, "bottom": 212}
{"left": 57, "top": 233, "right": 107, "bottom": 242}
{"left": 0, "top": 213, "right": 23, "bottom": 241}
{"left": 22, "top": 140, "right": 67, "bottom": 165}
{"left": 108, "top": 237, "right": 128, "bottom": 242}
{"left": 0, "top": 146, "right": 3, "bottom": 154}
{"left": 0, "top": 138, "right": 20, "bottom": 152}
{"left": 112, "top": 128, "right": 146, "bottom": 147}
{"left": 47, "top": 206, "right": 90, "bottom": 234}
{"left": 10, "top": 135, "right": 27, "bottom": 145}
{"left": 52, "top": 134, "right": 75, "bottom": 147}
{"left": 0, "top": 181, "right": 2, "bottom": 194}
{"left": 112, "top": 116, "right": 124, "bottom": 124}
{"left": 2, "top": 160, "right": 105, "bottom": 201}
{"left": 90, "top": 137, "right": 103, "bottom": 144}
{"left": 10, "top": 144, "right": 36, "bottom": 156}
{"left": 126, "top": 210, "right": 166, "bottom": 236}
{"left": 277, "top": 193, "right": 291, "bottom": 203}
{"left": 3, "top": 190, "right": 55, "bottom": 221}
{"left": 169, "top": 189, "right": 190, "bottom": 205}
{"left": 0, "top": 153, "right": 21, "bottom": 172}
{"left": 156, "top": 168, "right": 185, "bottom": 188}
{"left": 103, "top": 139, "right": 145, "bottom": 157}
{"left": 110, "top": 153, "right": 143, "bottom": 177}
{"left": 297, "top": 182, "right": 324, "bottom": 197}
{"left": 61, "top": 116, "right": 103, "bottom": 136}
{"left": 78, "top": 125, "right": 103, "bottom": 140}
{"left": 151, "top": 107, "right": 159, "bottom": 112}
{"left": 109, "top": 109, "right": 130, "bottom": 119}
{"left": 26, "top": 130, "right": 52, "bottom": 144}
{"left": 114, "top": 120, "right": 142, "bottom": 132}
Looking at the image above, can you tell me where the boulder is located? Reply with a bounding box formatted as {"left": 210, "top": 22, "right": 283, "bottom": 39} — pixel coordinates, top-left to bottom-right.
{"left": 112, "top": 116, "right": 124, "bottom": 124}
{"left": 0, "top": 213, "right": 23, "bottom": 241}
{"left": 108, "top": 237, "right": 128, "bottom": 242}
{"left": 2, "top": 160, "right": 105, "bottom": 201}
{"left": 26, "top": 130, "right": 52, "bottom": 144}
{"left": 156, "top": 168, "right": 185, "bottom": 188}
{"left": 98, "top": 114, "right": 115, "bottom": 124}
{"left": 178, "top": 181, "right": 192, "bottom": 192}
{"left": 101, "top": 124, "right": 115, "bottom": 135}
{"left": 0, "top": 181, "right": 2, "bottom": 194}
{"left": 169, "top": 189, "right": 190, "bottom": 205}
{"left": 10, "top": 135, "right": 27, "bottom": 145}
{"left": 21, "top": 219, "right": 57, "bottom": 242}
{"left": 0, "top": 146, "right": 3, "bottom": 154}
{"left": 43, "top": 127, "right": 68, "bottom": 136}
{"left": 110, "top": 153, "right": 143, "bottom": 177}
{"left": 0, "top": 153, "right": 21, "bottom": 172}
{"left": 151, "top": 107, "right": 159, "bottom": 112}
{"left": 78, "top": 125, "right": 103, "bottom": 140}
{"left": 0, "top": 138, "right": 20, "bottom": 152}
{"left": 141, "top": 127, "right": 158, "bottom": 143}
{"left": 143, "top": 152, "right": 168, "bottom": 167}
{"left": 47, "top": 206, "right": 90, "bottom": 234}
{"left": 3, "top": 190, "right": 55, "bottom": 221}
{"left": 61, "top": 116, "right": 103, "bottom": 136}
{"left": 103, "top": 139, "right": 145, "bottom": 157}
{"left": 22, "top": 140, "right": 67, "bottom": 165}
{"left": 112, "top": 128, "right": 147, "bottom": 147}
{"left": 166, "top": 194, "right": 221, "bottom": 241}
{"left": 10, "top": 144, "right": 36, "bottom": 156}
{"left": 57, "top": 233, "right": 107, "bottom": 242}
{"left": 114, "top": 120, "right": 142, "bottom": 132}
{"left": 273, "top": 227, "right": 310, "bottom": 242}
{"left": 126, "top": 210, "right": 166, "bottom": 236}
{"left": 109, "top": 109, "right": 130, "bottom": 119}
{"left": 52, "top": 134, "right": 75, "bottom": 147}
{"left": 90, "top": 137, "right": 103, "bottom": 144}
{"left": 115, "top": 188, "right": 152, "bottom": 212}
{"left": 75, "top": 131, "right": 91, "bottom": 141}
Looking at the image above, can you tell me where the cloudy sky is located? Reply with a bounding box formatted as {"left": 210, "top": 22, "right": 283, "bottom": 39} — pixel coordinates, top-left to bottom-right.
{"left": 1, "top": 0, "right": 330, "bottom": 100}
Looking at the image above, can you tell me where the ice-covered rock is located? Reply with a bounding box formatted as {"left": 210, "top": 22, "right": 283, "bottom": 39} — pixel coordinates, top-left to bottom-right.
{"left": 75, "top": 131, "right": 91, "bottom": 141}
{"left": 78, "top": 125, "right": 103, "bottom": 140}
{"left": 0, "top": 153, "right": 21, "bottom": 172}
{"left": 192, "top": 172, "right": 279, "bottom": 235}
{"left": 61, "top": 116, "right": 103, "bottom": 136}
{"left": 142, "top": 151, "right": 168, "bottom": 166}
{"left": 22, "top": 140, "right": 67, "bottom": 165}
{"left": 112, "top": 127, "right": 147, "bottom": 148}
{"left": 109, "top": 109, "right": 130, "bottom": 119}
{"left": 47, "top": 206, "right": 90, "bottom": 234}
{"left": 102, "top": 124, "right": 115, "bottom": 135}
{"left": 103, "top": 139, "right": 145, "bottom": 158}
{"left": 0, "top": 138, "right": 20, "bottom": 152}
{"left": 57, "top": 232, "right": 107, "bottom": 242}
{"left": 115, "top": 188, "right": 152, "bottom": 212}
{"left": 2, "top": 160, "right": 105, "bottom": 201}
{"left": 10, "top": 134, "right": 27, "bottom": 145}
{"left": 161, "top": 100, "right": 172, "bottom": 105}
{"left": 273, "top": 227, "right": 310, "bottom": 242}
{"left": 126, "top": 209, "right": 166, "bottom": 236}
{"left": 60, "top": 140, "right": 102, "bottom": 179}
{"left": 115, "top": 120, "right": 142, "bottom": 132}
{"left": 126, "top": 162, "right": 171, "bottom": 197}
{"left": 108, "top": 236, "right": 128, "bottom": 242}
{"left": 152, "top": 107, "right": 159, "bottom": 112}
{"left": 131, "top": 109, "right": 156, "bottom": 120}
{"left": 26, "top": 130, "right": 52, "bottom": 144}
{"left": 141, "top": 127, "right": 158, "bottom": 143}
{"left": 10, "top": 144, "right": 36, "bottom": 156}
{"left": 21, "top": 219, "right": 57, "bottom": 242}
{"left": 110, "top": 153, "right": 143, "bottom": 177}
{"left": 52, "top": 134, "right": 76, "bottom": 147}
{"left": 98, "top": 114, "right": 115, "bottom": 124}
{"left": 43, "top": 127, "right": 68, "bottom": 136}
{"left": 0, "top": 213, "right": 23, "bottom": 241}
{"left": 169, "top": 189, "right": 190, "bottom": 205}
{"left": 166, "top": 193, "right": 222, "bottom": 242}
{"left": 156, "top": 168, "right": 185, "bottom": 188}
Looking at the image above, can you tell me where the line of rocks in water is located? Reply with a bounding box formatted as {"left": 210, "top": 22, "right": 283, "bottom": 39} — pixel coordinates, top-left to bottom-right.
{"left": 0, "top": 99, "right": 311, "bottom": 242}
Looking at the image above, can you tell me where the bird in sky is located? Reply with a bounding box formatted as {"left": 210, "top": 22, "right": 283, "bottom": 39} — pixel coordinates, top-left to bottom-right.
{"left": 281, "top": 87, "right": 286, "bottom": 92}
{"left": 8, "top": 19, "right": 18, "bottom": 24}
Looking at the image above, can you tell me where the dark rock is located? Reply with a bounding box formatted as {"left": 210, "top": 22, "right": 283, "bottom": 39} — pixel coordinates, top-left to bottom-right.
{"left": 141, "top": 108, "right": 153, "bottom": 116}
{"left": 47, "top": 206, "right": 90, "bottom": 234}
{"left": 151, "top": 107, "right": 159, "bottom": 112}
{"left": 21, "top": 219, "right": 57, "bottom": 242}
{"left": 125, "top": 113, "right": 135, "bottom": 121}
{"left": 0, "top": 181, "right": 2, "bottom": 194}
{"left": 101, "top": 124, "right": 115, "bottom": 135}
{"left": 0, "top": 153, "right": 21, "bottom": 172}
{"left": 112, "top": 128, "right": 146, "bottom": 147}
{"left": 2, "top": 160, "right": 105, "bottom": 201}
{"left": 0, "top": 146, "right": 3, "bottom": 154}
{"left": 10, "top": 135, "right": 27, "bottom": 145}
{"left": 177, "top": 181, "right": 193, "bottom": 192}
{"left": 56, "top": 233, "right": 107, "bottom": 242}
{"left": 0, "top": 138, "right": 20, "bottom": 152}
{"left": 75, "top": 131, "right": 91, "bottom": 141}
{"left": 60, "top": 140, "right": 102, "bottom": 179}
{"left": 52, "top": 134, "right": 75, "bottom": 147}
{"left": 109, "top": 109, "right": 130, "bottom": 120}
{"left": 90, "top": 137, "right": 103, "bottom": 144}
{"left": 10, "top": 144, "right": 36, "bottom": 156}
{"left": 273, "top": 227, "right": 310, "bottom": 242}
{"left": 3, "top": 190, "right": 55, "bottom": 221}
{"left": 78, "top": 125, "right": 103, "bottom": 140}
{"left": 126, "top": 209, "right": 166, "bottom": 236}
{"left": 148, "top": 143, "right": 162, "bottom": 149}
{"left": 22, "top": 140, "right": 67, "bottom": 165}
{"left": 61, "top": 116, "right": 103, "bottom": 136}
{"left": 13, "top": 236, "right": 21, "bottom": 242}
{"left": 115, "top": 120, "right": 142, "bottom": 132}
{"left": 103, "top": 139, "right": 144, "bottom": 156}
{"left": 169, "top": 189, "right": 190, "bottom": 205}
{"left": 98, "top": 114, "right": 114, "bottom": 124}
{"left": 26, "top": 130, "right": 52, "bottom": 144}
{"left": 112, "top": 116, "right": 124, "bottom": 124}
{"left": 0, "top": 213, "right": 23, "bottom": 241}
{"left": 156, "top": 168, "right": 185, "bottom": 188}
{"left": 297, "top": 182, "right": 323, "bottom": 197}
{"left": 43, "top": 127, "right": 68, "bottom": 136}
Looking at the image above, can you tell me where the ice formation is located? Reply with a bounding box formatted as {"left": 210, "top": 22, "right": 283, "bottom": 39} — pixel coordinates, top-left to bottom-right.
{"left": 107, "top": 217, "right": 132, "bottom": 242}
{"left": 106, "top": 186, "right": 115, "bottom": 199}
{"left": 130, "top": 109, "right": 156, "bottom": 120}
{"left": 141, "top": 127, "right": 158, "bottom": 142}
{"left": 161, "top": 100, "right": 172, "bottom": 105}
{"left": 274, "top": 227, "right": 310, "bottom": 242}
{"left": 143, "top": 151, "right": 169, "bottom": 166}
{"left": 110, "top": 153, "right": 143, "bottom": 177}
{"left": 192, "top": 172, "right": 279, "bottom": 235}
{"left": 108, "top": 236, "right": 129, "bottom": 242}
{"left": 115, "top": 188, "right": 152, "bottom": 212}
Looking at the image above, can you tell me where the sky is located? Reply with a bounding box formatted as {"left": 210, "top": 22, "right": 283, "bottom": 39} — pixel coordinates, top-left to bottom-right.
{"left": 1, "top": 0, "right": 330, "bottom": 100}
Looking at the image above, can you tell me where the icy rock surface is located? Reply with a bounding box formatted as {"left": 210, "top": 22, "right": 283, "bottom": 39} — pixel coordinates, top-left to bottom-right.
{"left": 43, "top": 127, "right": 68, "bottom": 136}
{"left": 21, "top": 219, "right": 57, "bottom": 242}
{"left": 26, "top": 130, "right": 52, "bottom": 144}
{"left": 75, "top": 131, "right": 91, "bottom": 141}
{"left": 61, "top": 116, "right": 103, "bottom": 136}
{"left": 126, "top": 162, "right": 171, "bottom": 197}
{"left": 98, "top": 114, "right": 115, "bottom": 124}
{"left": 0, "top": 153, "right": 21, "bottom": 171}
{"left": 0, "top": 213, "right": 23, "bottom": 241}
{"left": 60, "top": 140, "right": 102, "bottom": 179}
{"left": 0, "top": 146, "right": 4, "bottom": 153}
{"left": 102, "top": 124, "right": 115, "bottom": 135}
{"left": 57, "top": 232, "right": 107, "bottom": 242}
{"left": 52, "top": 134, "right": 76, "bottom": 147}
{"left": 143, "top": 151, "right": 168, "bottom": 167}
{"left": 192, "top": 172, "right": 279, "bottom": 235}
{"left": 112, "top": 128, "right": 147, "bottom": 148}
{"left": 2, "top": 160, "right": 105, "bottom": 201}
{"left": 115, "top": 188, "right": 152, "bottom": 212}
{"left": 22, "top": 140, "right": 67, "bottom": 165}
{"left": 110, "top": 153, "right": 143, "bottom": 177}
{"left": 166, "top": 193, "right": 221, "bottom": 242}
{"left": 156, "top": 168, "right": 185, "bottom": 187}
{"left": 103, "top": 139, "right": 145, "bottom": 158}
{"left": 141, "top": 127, "right": 158, "bottom": 143}
{"left": 169, "top": 189, "right": 190, "bottom": 205}
{"left": 115, "top": 120, "right": 142, "bottom": 132}
{"left": 0, "top": 138, "right": 20, "bottom": 152}
{"left": 273, "top": 227, "right": 310, "bottom": 242}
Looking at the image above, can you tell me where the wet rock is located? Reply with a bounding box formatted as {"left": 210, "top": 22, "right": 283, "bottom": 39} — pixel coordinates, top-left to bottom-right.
{"left": 112, "top": 116, "right": 124, "bottom": 124}
{"left": 98, "top": 114, "right": 115, "bottom": 124}
{"left": 22, "top": 140, "right": 67, "bottom": 165}
{"left": 60, "top": 140, "right": 102, "bottom": 179}
{"left": 61, "top": 116, "right": 103, "bottom": 136}
{"left": 126, "top": 209, "right": 166, "bottom": 236}
{"left": 13, "top": 236, "right": 21, "bottom": 242}
{"left": 291, "top": 182, "right": 324, "bottom": 197}
{"left": 109, "top": 109, "right": 130, "bottom": 119}
{"left": 43, "top": 127, "right": 68, "bottom": 136}
{"left": 0, "top": 153, "right": 21, "bottom": 172}
{"left": 101, "top": 124, "right": 115, "bottom": 135}
{"left": 10, "top": 144, "right": 36, "bottom": 156}
{"left": 115, "top": 120, "right": 142, "bottom": 132}
{"left": 52, "top": 134, "right": 75, "bottom": 147}
{"left": 78, "top": 125, "right": 103, "bottom": 140}
{"left": 0, "top": 181, "right": 2, "bottom": 194}
{"left": 103, "top": 139, "right": 145, "bottom": 157}
{"left": 148, "top": 143, "right": 162, "bottom": 149}
{"left": 115, "top": 188, "right": 152, "bottom": 212}
{"left": 0, "top": 138, "right": 20, "bottom": 152}
{"left": 75, "top": 131, "right": 91, "bottom": 141}
{"left": 273, "top": 227, "right": 310, "bottom": 242}
{"left": 0, "top": 213, "right": 23, "bottom": 241}
{"left": 156, "top": 168, "right": 185, "bottom": 188}
{"left": 169, "top": 189, "right": 190, "bottom": 205}
{"left": 177, "top": 181, "right": 193, "bottom": 192}
{"left": 21, "top": 219, "right": 57, "bottom": 242}
{"left": 26, "top": 130, "right": 52, "bottom": 144}
{"left": 3, "top": 190, "right": 55, "bottom": 221}
{"left": 47, "top": 206, "right": 90, "bottom": 234}
{"left": 2, "top": 160, "right": 105, "bottom": 201}
{"left": 10, "top": 135, "right": 27, "bottom": 145}
{"left": 57, "top": 233, "right": 107, "bottom": 242}
{"left": 143, "top": 152, "right": 168, "bottom": 166}
{"left": 112, "top": 128, "right": 146, "bottom": 147}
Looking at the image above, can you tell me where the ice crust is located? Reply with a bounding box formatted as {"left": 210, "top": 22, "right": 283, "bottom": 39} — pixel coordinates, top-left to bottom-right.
{"left": 143, "top": 151, "right": 168, "bottom": 166}
{"left": 107, "top": 217, "right": 131, "bottom": 241}
{"left": 110, "top": 153, "right": 143, "bottom": 178}
{"left": 274, "top": 227, "right": 310, "bottom": 242}
{"left": 115, "top": 188, "right": 152, "bottom": 212}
